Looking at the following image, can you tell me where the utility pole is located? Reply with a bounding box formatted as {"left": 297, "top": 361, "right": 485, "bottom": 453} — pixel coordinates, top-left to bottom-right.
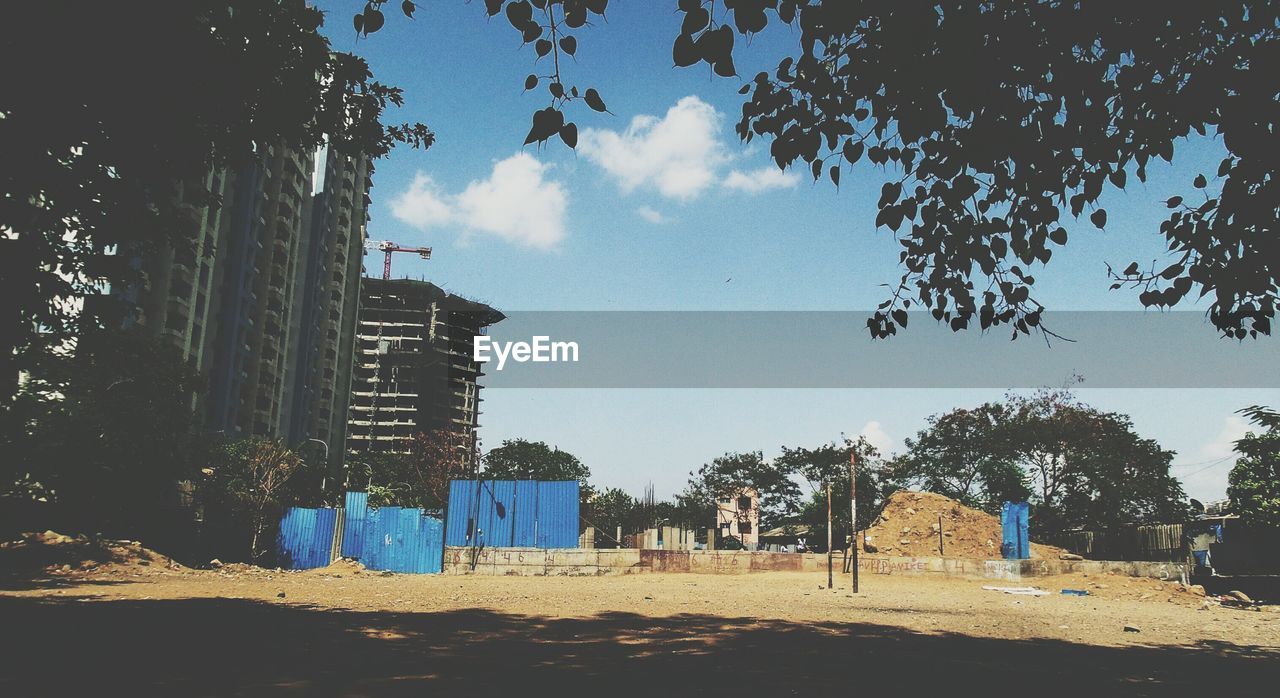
{"left": 850, "top": 448, "right": 859, "bottom": 593}
{"left": 826, "top": 481, "right": 833, "bottom": 589}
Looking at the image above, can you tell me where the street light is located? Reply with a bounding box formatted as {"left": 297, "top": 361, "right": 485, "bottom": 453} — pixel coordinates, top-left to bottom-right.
{"left": 306, "top": 439, "right": 330, "bottom": 495}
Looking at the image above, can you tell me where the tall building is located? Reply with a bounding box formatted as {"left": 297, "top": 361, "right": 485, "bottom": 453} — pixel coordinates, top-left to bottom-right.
{"left": 131, "top": 141, "right": 373, "bottom": 464}
{"left": 284, "top": 146, "right": 373, "bottom": 460}
{"left": 345, "top": 278, "right": 503, "bottom": 462}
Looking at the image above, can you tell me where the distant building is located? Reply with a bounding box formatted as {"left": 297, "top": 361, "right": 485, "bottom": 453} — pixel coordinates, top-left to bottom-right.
{"left": 716, "top": 489, "right": 760, "bottom": 549}
{"left": 345, "top": 278, "right": 503, "bottom": 463}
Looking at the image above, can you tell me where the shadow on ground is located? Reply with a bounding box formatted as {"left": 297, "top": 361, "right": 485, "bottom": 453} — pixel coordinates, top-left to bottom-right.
{"left": 1, "top": 594, "right": 1276, "bottom": 696}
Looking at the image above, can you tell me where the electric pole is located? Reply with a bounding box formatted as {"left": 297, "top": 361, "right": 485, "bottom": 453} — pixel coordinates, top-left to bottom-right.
{"left": 850, "top": 448, "right": 859, "bottom": 593}
{"left": 826, "top": 481, "right": 833, "bottom": 589}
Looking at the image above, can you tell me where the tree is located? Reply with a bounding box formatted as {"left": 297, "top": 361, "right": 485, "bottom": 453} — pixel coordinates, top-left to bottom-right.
{"left": 777, "top": 436, "right": 890, "bottom": 550}
{"left": 346, "top": 430, "right": 475, "bottom": 513}
{"left": 7, "top": 328, "right": 206, "bottom": 537}
{"left": 203, "top": 439, "right": 310, "bottom": 562}
{"left": 370, "top": 2, "right": 1277, "bottom": 340}
{"left": 481, "top": 439, "right": 591, "bottom": 483}
{"left": 0, "top": 1, "right": 431, "bottom": 397}
{"left": 887, "top": 403, "right": 1029, "bottom": 513}
{"left": 1005, "top": 388, "right": 1188, "bottom": 531}
{"left": 481, "top": 438, "right": 594, "bottom": 527}
{"left": 584, "top": 487, "right": 638, "bottom": 545}
{"left": 1228, "top": 426, "right": 1280, "bottom": 530}
{"left": 687, "top": 451, "right": 800, "bottom": 530}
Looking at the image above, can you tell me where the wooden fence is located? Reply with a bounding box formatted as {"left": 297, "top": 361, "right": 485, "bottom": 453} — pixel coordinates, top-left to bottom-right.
{"left": 1042, "top": 523, "right": 1185, "bottom": 562}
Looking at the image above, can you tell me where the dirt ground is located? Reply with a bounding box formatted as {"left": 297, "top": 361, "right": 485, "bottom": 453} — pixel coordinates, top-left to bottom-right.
{"left": 3, "top": 557, "right": 1279, "bottom": 696}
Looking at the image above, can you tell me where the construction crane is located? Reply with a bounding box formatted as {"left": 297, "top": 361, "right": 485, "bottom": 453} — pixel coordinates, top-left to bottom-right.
{"left": 365, "top": 239, "right": 431, "bottom": 279}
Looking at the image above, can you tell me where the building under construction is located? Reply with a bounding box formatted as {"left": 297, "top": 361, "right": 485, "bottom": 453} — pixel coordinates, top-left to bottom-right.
{"left": 346, "top": 278, "right": 503, "bottom": 461}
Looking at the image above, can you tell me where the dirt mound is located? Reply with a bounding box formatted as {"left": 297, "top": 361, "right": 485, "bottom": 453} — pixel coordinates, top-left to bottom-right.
{"left": 0, "top": 530, "right": 185, "bottom": 579}
{"left": 299, "top": 558, "right": 366, "bottom": 576}
{"left": 863, "top": 491, "right": 1063, "bottom": 560}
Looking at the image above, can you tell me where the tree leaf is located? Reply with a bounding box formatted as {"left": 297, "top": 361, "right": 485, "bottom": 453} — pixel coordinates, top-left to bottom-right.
{"left": 584, "top": 88, "right": 607, "bottom": 112}
{"left": 560, "top": 122, "right": 578, "bottom": 149}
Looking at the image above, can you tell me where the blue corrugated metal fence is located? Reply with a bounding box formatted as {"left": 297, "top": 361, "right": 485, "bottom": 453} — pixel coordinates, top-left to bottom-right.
{"left": 277, "top": 492, "right": 443, "bottom": 573}
{"left": 276, "top": 506, "right": 339, "bottom": 569}
{"left": 341, "top": 491, "right": 369, "bottom": 559}
{"left": 1001, "top": 501, "right": 1030, "bottom": 560}
{"left": 444, "top": 480, "right": 579, "bottom": 549}
{"left": 356, "top": 505, "right": 444, "bottom": 574}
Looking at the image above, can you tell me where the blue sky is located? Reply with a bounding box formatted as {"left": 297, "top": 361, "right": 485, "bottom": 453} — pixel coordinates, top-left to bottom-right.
{"left": 315, "top": 2, "right": 1276, "bottom": 502}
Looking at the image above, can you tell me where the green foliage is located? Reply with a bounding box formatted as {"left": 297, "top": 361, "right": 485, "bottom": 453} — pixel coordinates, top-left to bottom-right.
{"left": 0, "top": 1, "right": 432, "bottom": 394}
{"left": 887, "top": 403, "right": 1029, "bottom": 513}
{"left": 777, "top": 435, "right": 890, "bottom": 538}
{"left": 202, "top": 438, "right": 312, "bottom": 561}
{"left": 687, "top": 451, "right": 800, "bottom": 529}
{"left": 584, "top": 487, "right": 641, "bottom": 545}
{"left": 895, "top": 387, "right": 1188, "bottom": 532}
{"left": 8, "top": 329, "right": 206, "bottom": 536}
{"left": 481, "top": 439, "right": 591, "bottom": 483}
{"left": 345, "top": 429, "right": 475, "bottom": 514}
{"left": 1228, "top": 426, "right": 1280, "bottom": 529}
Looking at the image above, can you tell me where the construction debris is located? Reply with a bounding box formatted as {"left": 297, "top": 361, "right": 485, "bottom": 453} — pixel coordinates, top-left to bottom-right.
{"left": 983, "top": 585, "right": 1050, "bottom": 596}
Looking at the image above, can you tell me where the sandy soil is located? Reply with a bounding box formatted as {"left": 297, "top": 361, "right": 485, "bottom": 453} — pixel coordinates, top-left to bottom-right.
{"left": 3, "top": 560, "right": 1278, "bottom": 696}
{"left": 865, "top": 490, "right": 1064, "bottom": 559}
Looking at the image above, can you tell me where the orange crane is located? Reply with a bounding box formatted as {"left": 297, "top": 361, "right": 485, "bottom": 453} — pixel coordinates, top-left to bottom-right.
{"left": 366, "top": 239, "right": 431, "bottom": 279}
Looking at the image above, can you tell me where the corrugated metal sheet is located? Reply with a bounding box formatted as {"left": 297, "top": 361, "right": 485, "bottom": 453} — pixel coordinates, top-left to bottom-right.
{"left": 536, "top": 481, "right": 580, "bottom": 548}
{"left": 342, "top": 491, "right": 369, "bottom": 558}
{"left": 1000, "top": 501, "right": 1030, "bottom": 560}
{"left": 356, "top": 505, "right": 444, "bottom": 574}
{"left": 512, "top": 480, "right": 539, "bottom": 547}
{"left": 444, "top": 480, "right": 579, "bottom": 549}
{"left": 481, "top": 480, "right": 517, "bottom": 547}
{"left": 278, "top": 493, "right": 443, "bottom": 574}
{"left": 276, "top": 506, "right": 338, "bottom": 569}
{"left": 445, "top": 480, "right": 481, "bottom": 547}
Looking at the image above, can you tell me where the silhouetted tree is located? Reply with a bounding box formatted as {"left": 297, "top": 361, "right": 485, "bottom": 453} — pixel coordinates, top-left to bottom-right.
{"left": 369, "top": 1, "right": 1277, "bottom": 340}
{"left": 8, "top": 329, "right": 206, "bottom": 537}
{"left": 1227, "top": 420, "right": 1280, "bottom": 530}
{"left": 0, "top": 1, "right": 431, "bottom": 397}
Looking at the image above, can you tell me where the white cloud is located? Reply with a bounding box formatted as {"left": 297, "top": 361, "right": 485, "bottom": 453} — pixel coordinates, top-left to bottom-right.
{"left": 390, "top": 153, "right": 568, "bottom": 250}
{"left": 859, "top": 420, "right": 893, "bottom": 455}
{"left": 391, "top": 173, "right": 454, "bottom": 228}
{"left": 635, "top": 206, "right": 667, "bottom": 224}
{"left": 724, "top": 166, "right": 801, "bottom": 194}
{"left": 579, "top": 96, "right": 727, "bottom": 201}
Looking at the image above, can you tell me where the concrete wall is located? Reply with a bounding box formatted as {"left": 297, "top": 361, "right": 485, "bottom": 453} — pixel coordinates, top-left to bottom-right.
{"left": 442, "top": 547, "right": 1188, "bottom": 581}
{"left": 855, "top": 554, "right": 1187, "bottom": 582}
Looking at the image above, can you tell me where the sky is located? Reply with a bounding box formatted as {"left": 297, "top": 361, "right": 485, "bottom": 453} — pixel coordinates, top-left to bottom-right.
{"left": 313, "top": 2, "right": 1277, "bottom": 502}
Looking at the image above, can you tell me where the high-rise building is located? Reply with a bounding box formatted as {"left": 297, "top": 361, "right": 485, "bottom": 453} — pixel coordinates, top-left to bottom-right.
{"left": 345, "top": 278, "right": 503, "bottom": 462}
{"left": 284, "top": 146, "right": 373, "bottom": 460}
{"left": 131, "top": 141, "right": 373, "bottom": 465}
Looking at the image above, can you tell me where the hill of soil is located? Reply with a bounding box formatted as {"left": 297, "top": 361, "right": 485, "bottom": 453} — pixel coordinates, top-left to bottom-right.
{"left": 0, "top": 530, "right": 185, "bottom": 581}
{"left": 863, "top": 491, "right": 1063, "bottom": 560}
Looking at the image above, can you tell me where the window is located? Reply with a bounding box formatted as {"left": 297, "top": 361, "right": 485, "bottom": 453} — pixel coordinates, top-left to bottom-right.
{"left": 738, "top": 496, "right": 752, "bottom": 512}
